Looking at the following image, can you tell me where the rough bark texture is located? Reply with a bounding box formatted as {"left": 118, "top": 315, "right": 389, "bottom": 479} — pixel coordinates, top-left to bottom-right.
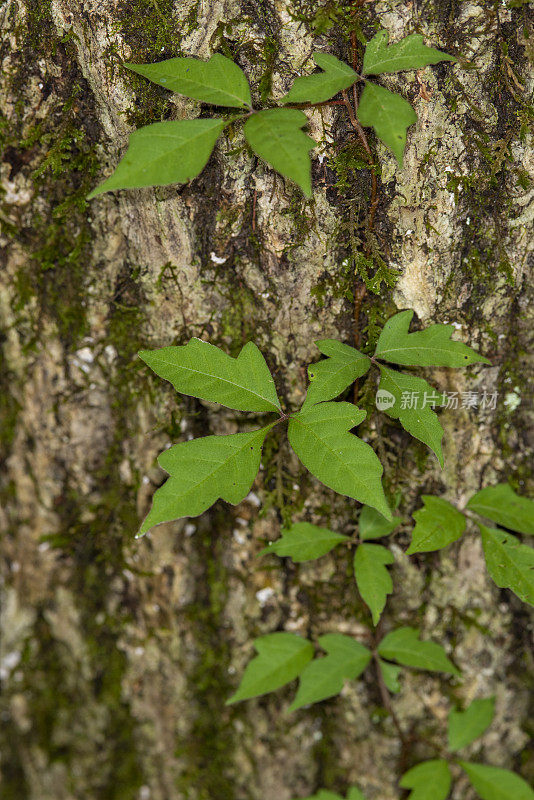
{"left": 1, "top": 1, "right": 533, "bottom": 799}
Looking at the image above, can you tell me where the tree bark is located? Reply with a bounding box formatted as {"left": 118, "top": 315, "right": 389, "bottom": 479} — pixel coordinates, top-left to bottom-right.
{"left": 1, "top": 1, "right": 532, "bottom": 799}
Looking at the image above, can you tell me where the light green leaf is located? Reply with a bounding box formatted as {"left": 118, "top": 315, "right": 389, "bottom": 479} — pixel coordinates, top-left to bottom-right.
{"left": 378, "top": 627, "right": 460, "bottom": 675}
{"left": 353, "top": 544, "right": 394, "bottom": 625}
{"left": 303, "top": 340, "right": 371, "bottom": 408}
{"left": 139, "top": 426, "right": 272, "bottom": 535}
{"left": 282, "top": 52, "right": 357, "bottom": 104}
{"left": 356, "top": 83, "right": 417, "bottom": 168}
{"left": 359, "top": 505, "right": 399, "bottom": 541}
{"left": 407, "top": 496, "right": 466, "bottom": 554}
{"left": 378, "top": 365, "right": 444, "bottom": 465}
{"left": 379, "top": 658, "right": 402, "bottom": 693}
{"left": 260, "top": 522, "right": 350, "bottom": 562}
{"left": 460, "top": 762, "right": 534, "bottom": 800}
{"left": 88, "top": 118, "right": 225, "bottom": 197}
{"left": 363, "top": 29, "right": 456, "bottom": 75}
{"left": 400, "top": 760, "right": 452, "bottom": 800}
{"left": 374, "top": 310, "right": 490, "bottom": 367}
{"left": 244, "top": 109, "right": 315, "bottom": 197}
{"left": 479, "top": 525, "right": 534, "bottom": 605}
{"left": 347, "top": 787, "right": 366, "bottom": 800}
{"left": 293, "top": 793, "right": 343, "bottom": 800}
{"left": 139, "top": 339, "right": 280, "bottom": 413}
{"left": 126, "top": 53, "right": 252, "bottom": 108}
{"left": 448, "top": 697, "right": 495, "bottom": 751}
{"left": 288, "top": 402, "right": 391, "bottom": 519}
{"left": 467, "top": 484, "right": 534, "bottom": 535}
{"left": 227, "top": 632, "right": 314, "bottom": 704}
{"left": 289, "top": 634, "right": 371, "bottom": 711}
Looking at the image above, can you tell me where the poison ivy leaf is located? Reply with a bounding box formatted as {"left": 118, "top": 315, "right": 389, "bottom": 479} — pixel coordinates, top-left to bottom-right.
{"left": 377, "top": 365, "right": 445, "bottom": 465}
{"left": 359, "top": 505, "right": 399, "bottom": 540}
{"left": 139, "top": 339, "right": 280, "bottom": 413}
{"left": 282, "top": 52, "right": 357, "bottom": 104}
{"left": 479, "top": 525, "right": 534, "bottom": 605}
{"left": 88, "top": 118, "right": 225, "bottom": 197}
{"left": 363, "top": 29, "right": 456, "bottom": 75}
{"left": 303, "top": 340, "right": 371, "bottom": 408}
{"left": 467, "top": 484, "right": 534, "bottom": 535}
{"left": 356, "top": 83, "right": 417, "bottom": 168}
{"left": 460, "top": 762, "right": 534, "bottom": 800}
{"left": 126, "top": 53, "right": 252, "bottom": 108}
{"left": 378, "top": 627, "right": 460, "bottom": 675}
{"left": 139, "top": 426, "right": 272, "bottom": 534}
{"left": 244, "top": 109, "right": 315, "bottom": 197}
{"left": 287, "top": 402, "right": 391, "bottom": 519}
{"left": 374, "top": 310, "right": 490, "bottom": 367}
{"left": 399, "top": 760, "right": 452, "bottom": 800}
{"left": 379, "top": 658, "right": 402, "bottom": 693}
{"left": 227, "top": 632, "right": 313, "bottom": 704}
{"left": 407, "top": 496, "right": 466, "bottom": 554}
{"left": 260, "top": 522, "right": 350, "bottom": 562}
{"left": 448, "top": 697, "right": 495, "bottom": 751}
{"left": 289, "top": 634, "right": 371, "bottom": 711}
{"left": 347, "top": 790, "right": 366, "bottom": 800}
{"left": 353, "top": 544, "right": 394, "bottom": 625}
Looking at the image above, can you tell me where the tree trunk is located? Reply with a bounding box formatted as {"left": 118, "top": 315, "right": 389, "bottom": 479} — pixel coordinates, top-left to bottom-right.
{"left": 1, "top": 1, "right": 532, "bottom": 799}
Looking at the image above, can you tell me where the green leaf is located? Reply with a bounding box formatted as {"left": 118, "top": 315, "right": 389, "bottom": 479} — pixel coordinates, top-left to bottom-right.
{"left": 88, "top": 118, "right": 225, "bottom": 197}
{"left": 407, "top": 496, "right": 466, "bottom": 554}
{"left": 448, "top": 697, "right": 495, "bottom": 751}
{"left": 293, "top": 793, "right": 343, "bottom": 800}
{"left": 287, "top": 402, "right": 391, "bottom": 519}
{"left": 467, "top": 484, "right": 534, "bottom": 535}
{"left": 377, "top": 365, "right": 444, "bottom": 466}
{"left": 139, "top": 426, "right": 272, "bottom": 534}
{"left": 347, "top": 790, "right": 366, "bottom": 800}
{"left": 126, "top": 53, "right": 252, "bottom": 108}
{"left": 260, "top": 522, "right": 350, "bottom": 562}
{"left": 303, "top": 340, "right": 371, "bottom": 408}
{"left": 460, "top": 762, "right": 534, "bottom": 800}
{"left": 227, "top": 632, "right": 314, "bottom": 704}
{"left": 139, "top": 339, "right": 280, "bottom": 413}
{"left": 282, "top": 52, "right": 357, "bottom": 104}
{"left": 479, "top": 525, "right": 534, "bottom": 605}
{"left": 378, "top": 627, "right": 460, "bottom": 675}
{"left": 353, "top": 544, "right": 394, "bottom": 625}
{"left": 363, "top": 29, "right": 456, "bottom": 75}
{"left": 244, "top": 109, "right": 315, "bottom": 197}
{"left": 400, "top": 760, "right": 452, "bottom": 800}
{"left": 289, "top": 634, "right": 371, "bottom": 711}
{"left": 379, "top": 658, "right": 402, "bottom": 693}
{"left": 356, "top": 83, "right": 417, "bottom": 168}
{"left": 359, "top": 505, "right": 399, "bottom": 540}
{"left": 374, "top": 310, "right": 490, "bottom": 367}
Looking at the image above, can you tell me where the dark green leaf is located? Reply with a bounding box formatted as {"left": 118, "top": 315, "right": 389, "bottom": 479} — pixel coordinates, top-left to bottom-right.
{"left": 88, "top": 118, "right": 225, "bottom": 197}
{"left": 288, "top": 402, "right": 391, "bottom": 519}
{"left": 244, "top": 109, "right": 315, "bottom": 197}
{"left": 303, "top": 340, "right": 371, "bottom": 408}
{"left": 448, "top": 697, "right": 495, "bottom": 751}
{"left": 479, "top": 525, "right": 534, "bottom": 605}
{"left": 139, "top": 426, "right": 272, "bottom": 535}
{"left": 289, "top": 634, "right": 371, "bottom": 711}
{"left": 460, "top": 762, "right": 534, "bottom": 800}
{"left": 374, "top": 310, "right": 490, "bottom": 367}
{"left": 378, "top": 627, "right": 460, "bottom": 675}
{"left": 467, "top": 484, "right": 534, "bottom": 535}
{"left": 378, "top": 365, "right": 445, "bottom": 465}
{"left": 400, "top": 760, "right": 452, "bottom": 800}
{"left": 282, "top": 52, "right": 357, "bottom": 104}
{"left": 260, "top": 522, "right": 350, "bottom": 562}
{"left": 353, "top": 544, "right": 394, "bottom": 625}
{"left": 359, "top": 505, "right": 399, "bottom": 540}
{"left": 126, "top": 53, "right": 252, "bottom": 108}
{"left": 227, "top": 632, "right": 314, "bottom": 704}
{"left": 139, "top": 339, "right": 280, "bottom": 413}
{"left": 357, "top": 83, "right": 417, "bottom": 167}
{"left": 407, "top": 496, "right": 466, "bottom": 554}
{"left": 363, "top": 29, "right": 456, "bottom": 75}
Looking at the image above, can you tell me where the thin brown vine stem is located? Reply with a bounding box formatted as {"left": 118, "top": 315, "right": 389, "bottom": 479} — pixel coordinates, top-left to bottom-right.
{"left": 372, "top": 650, "right": 408, "bottom": 746}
